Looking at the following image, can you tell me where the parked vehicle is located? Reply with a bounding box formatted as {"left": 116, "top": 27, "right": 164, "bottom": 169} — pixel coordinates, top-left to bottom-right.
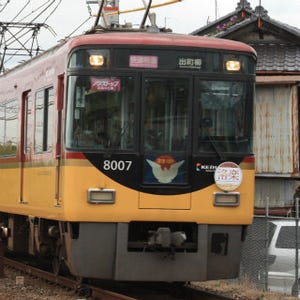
{"left": 265, "top": 220, "right": 300, "bottom": 296}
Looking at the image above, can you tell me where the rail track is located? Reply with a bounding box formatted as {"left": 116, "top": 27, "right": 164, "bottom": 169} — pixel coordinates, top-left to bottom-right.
{"left": 3, "top": 256, "right": 233, "bottom": 300}
{"left": 3, "top": 257, "right": 135, "bottom": 300}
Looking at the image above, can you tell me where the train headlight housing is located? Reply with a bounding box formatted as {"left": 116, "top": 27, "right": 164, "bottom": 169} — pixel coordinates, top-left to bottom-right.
{"left": 214, "top": 192, "right": 240, "bottom": 207}
{"left": 225, "top": 60, "right": 241, "bottom": 72}
{"left": 87, "top": 188, "right": 115, "bottom": 204}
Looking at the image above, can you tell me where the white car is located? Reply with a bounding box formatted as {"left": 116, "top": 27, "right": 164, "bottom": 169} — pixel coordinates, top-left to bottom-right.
{"left": 265, "top": 220, "right": 300, "bottom": 297}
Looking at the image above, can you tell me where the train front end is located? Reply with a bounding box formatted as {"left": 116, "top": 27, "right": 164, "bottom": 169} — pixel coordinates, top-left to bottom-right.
{"left": 60, "top": 32, "right": 256, "bottom": 281}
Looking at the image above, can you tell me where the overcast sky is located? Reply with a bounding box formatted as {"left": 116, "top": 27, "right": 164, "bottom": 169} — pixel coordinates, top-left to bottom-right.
{"left": 55, "top": 0, "right": 300, "bottom": 38}
{"left": 1, "top": 0, "right": 300, "bottom": 67}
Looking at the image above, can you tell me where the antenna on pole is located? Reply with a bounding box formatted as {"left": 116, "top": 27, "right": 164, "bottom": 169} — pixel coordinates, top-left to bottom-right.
{"left": 215, "top": 0, "right": 218, "bottom": 20}
{"left": 88, "top": 0, "right": 120, "bottom": 29}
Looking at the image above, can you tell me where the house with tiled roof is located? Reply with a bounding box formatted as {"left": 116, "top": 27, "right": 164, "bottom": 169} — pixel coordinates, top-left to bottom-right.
{"left": 192, "top": 0, "right": 300, "bottom": 214}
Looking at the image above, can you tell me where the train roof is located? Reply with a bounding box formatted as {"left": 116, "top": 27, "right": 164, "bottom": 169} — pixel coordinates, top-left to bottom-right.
{"left": 1, "top": 31, "right": 256, "bottom": 76}
{"left": 69, "top": 31, "right": 257, "bottom": 56}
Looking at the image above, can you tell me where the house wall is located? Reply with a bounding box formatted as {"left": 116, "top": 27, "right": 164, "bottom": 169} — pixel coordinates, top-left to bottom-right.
{"left": 254, "top": 84, "right": 300, "bottom": 207}
{"left": 255, "top": 178, "right": 297, "bottom": 208}
{"left": 254, "top": 84, "right": 299, "bottom": 175}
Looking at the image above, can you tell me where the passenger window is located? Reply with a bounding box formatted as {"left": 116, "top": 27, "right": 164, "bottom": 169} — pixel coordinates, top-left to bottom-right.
{"left": 24, "top": 93, "right": 32, "bottom": 154}
{"left": 0, "top": 99, "right": 18, "bottom": 157}
{"left": 34, "top": 87, "right": 54, "bottom": 153}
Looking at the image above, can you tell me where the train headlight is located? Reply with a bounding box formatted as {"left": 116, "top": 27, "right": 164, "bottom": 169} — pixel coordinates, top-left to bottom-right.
{"left": 89, "top": 54, "right": 105, "bottom": 67}
{"left": 87, "top": 188, "right": 115, "bottom": 204}
{"left": 214, "top": 192, "right": 240, "bottom": 207}
{"left": 225, "top": 60, "right": 241, "bottom": 72}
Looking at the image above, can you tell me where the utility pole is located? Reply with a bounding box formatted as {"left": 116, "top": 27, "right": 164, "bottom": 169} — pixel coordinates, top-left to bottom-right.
{"left": 0, "top": 22, "right": 48, "bottom": 73}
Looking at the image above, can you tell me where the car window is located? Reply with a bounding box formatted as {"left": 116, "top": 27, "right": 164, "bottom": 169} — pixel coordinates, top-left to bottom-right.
{"left": 276, "top": 226, "right": 299, "bottom": 249}
{"left": 268, "top": 222, "right": 276, "bottom": 247}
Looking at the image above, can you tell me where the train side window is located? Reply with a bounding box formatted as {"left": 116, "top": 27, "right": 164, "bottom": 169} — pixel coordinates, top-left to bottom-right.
{"left": 0, "top": 99, "right": 18, "bottom": 157}
{"left": 34, "top": 87, "right": 54, "bottom": 153}
{"left": 24, "top": 93, "right": 32, "bottom": 153}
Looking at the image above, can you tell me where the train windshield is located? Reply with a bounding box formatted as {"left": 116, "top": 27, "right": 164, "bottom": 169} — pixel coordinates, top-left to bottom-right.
{"left": 196, "top": 80, "right": 253, "bottom": 154}
{"left": 65, "top": 75, "right": 252, "bottom": 155}
{"left": 66, "top": 75, "right": 135, "bottom": 150}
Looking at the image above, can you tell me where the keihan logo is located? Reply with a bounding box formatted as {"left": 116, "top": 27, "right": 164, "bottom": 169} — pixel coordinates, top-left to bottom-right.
{"left": 195, "top": 163, "right": 217, "bottom": 172}
{"left": 196, "top": 162, "right": 201, "bottom": 171}
{"left": 146, "top": 155, "right": 184, "bottom": 183}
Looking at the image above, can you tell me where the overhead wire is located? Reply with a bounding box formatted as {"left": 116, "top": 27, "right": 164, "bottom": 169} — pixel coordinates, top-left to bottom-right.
{"left": 0, "top": 0, "right": 10, "bottom": 14}
{"left": 3, "top": 37, "right": 40, "bottom": 70}
{"left": 42, "top": 0, "right": 62, "bottom": 23}
{"left": 66, "top": 16, "right": 93, "bottom": 39}
{"left": 0, "top": 0, "right": 60, "bottom": 69}
{"left": 17, "top": 0, "right": 54, "bottom": 22}
{"left": 4, "top": 0, "right": 58, "bottom": 46}
{"left": 1, "top": 0, "right": 35, "bottom": 52}
{"left": 10, "top": 0, "right": 32, "bottom": 22}
{"left": 2, "top": 25, "right": 42, "bottom": 65}
{"left": 28, "top": 0, "right": 57, "bottom": 23}
{"left": 5, "top": 24, "right": 40, "bottom": 47}
{"left": 5, "top": 0, "right": 56, "bottom": 46}
{"left": 0, "top": 0, "right": 94, "bottom": 70}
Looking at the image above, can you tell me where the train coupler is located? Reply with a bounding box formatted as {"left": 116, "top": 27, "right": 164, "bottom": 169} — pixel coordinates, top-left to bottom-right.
{"left": 148, "top": 227, "right": 187, "bottom": 249}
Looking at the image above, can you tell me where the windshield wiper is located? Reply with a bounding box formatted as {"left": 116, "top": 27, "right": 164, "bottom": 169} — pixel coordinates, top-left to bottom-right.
{"left": 200, "top": 118, "right": 225, "bottom": 161}
{"left": 207, "top": 135, "right": 225, "bottom": 161}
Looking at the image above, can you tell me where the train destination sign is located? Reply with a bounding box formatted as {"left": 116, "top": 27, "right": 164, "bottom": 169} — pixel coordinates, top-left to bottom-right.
{"left": 129, "top": 55, "right": 158, "bottom": 69}
{"left": 178, "top": 57, "right": 202, "bottom": 69}
{"left": 90, "top": 77, "right": 121, "bottom": 92}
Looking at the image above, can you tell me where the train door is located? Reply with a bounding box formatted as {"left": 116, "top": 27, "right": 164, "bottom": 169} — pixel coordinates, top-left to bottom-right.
{"left": 21, "top": 86, "right": 57, "bottom": 208}
{"left": 55, "top": 74, "right": 64, "bottom": 205}
{"left": 20, "top": 91, "right": 32, "bottom": 203}
{"left": 139, "top": 76, "right": 192, "bottom": 209}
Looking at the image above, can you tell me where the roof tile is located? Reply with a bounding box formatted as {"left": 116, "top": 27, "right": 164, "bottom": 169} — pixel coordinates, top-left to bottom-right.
{"left": 251, "top": 44, "right": 300, "bottom": 72}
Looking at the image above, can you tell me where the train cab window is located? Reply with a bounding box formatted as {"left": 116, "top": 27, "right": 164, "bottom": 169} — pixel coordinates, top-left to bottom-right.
{"left": 142, "top": 78, "right": 189, "bottom": 185}
{"left": 143, "top": 78, "right": 189, "bottom": 152}
{"left": 196, "top": 80, "right": 253, "bottom": 154}
{"left": 34, "top": 87, "right": 54, "bottom": 153}
{"left": 66, "top": 76, "right": 135, "bottom": 151}
{"left": 0, "top": 99, "right": 18, "bottom": 157}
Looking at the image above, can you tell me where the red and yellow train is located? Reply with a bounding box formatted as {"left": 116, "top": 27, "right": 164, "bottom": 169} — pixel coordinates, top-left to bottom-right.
{"left": 0, "top": 29, "right": 256, "bottom": 281}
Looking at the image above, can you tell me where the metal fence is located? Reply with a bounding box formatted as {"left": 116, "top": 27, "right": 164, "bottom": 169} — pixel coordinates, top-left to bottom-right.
{"left": 240, "top": 199, "right": 300, "bottom": 297}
